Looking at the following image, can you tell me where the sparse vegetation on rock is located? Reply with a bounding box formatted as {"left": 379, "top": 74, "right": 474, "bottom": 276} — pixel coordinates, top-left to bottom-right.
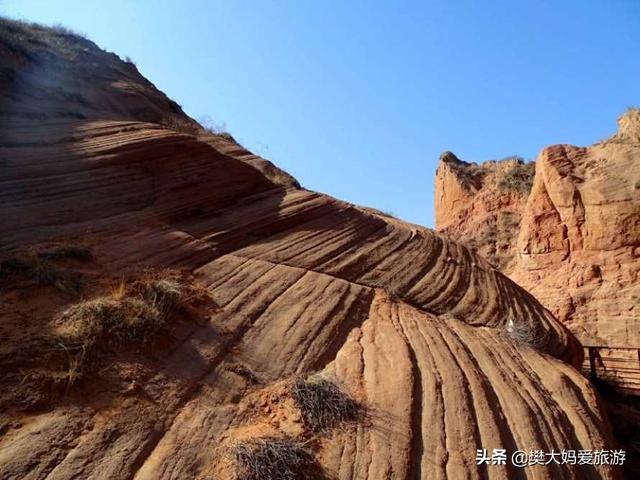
{"left": 57, "top": 274, "right": 191, "bottom": 379}
{"left": 232, "top": 437, "right": 317, "bottom": 480}
{"left": 61, "top": 296, "right": 165, "bottom": 350}
{"left": 292, "top": 374, "right": 363, "bottom": 433}
{"left": 0, "top": 17, "right": 88, "bottom": 60}
{"left": 0, "top": 15, "right": 628, "bottom": 480}
{"left": 0, "top": 252, "right": 83, "bottom": 295}
{"left": 497, "top": 158, "right": 535, "bottom": 194}
{"left": 0, "top": 260, "right": 209, "bottom": 411}
{"left": 505, "top": 319, "right": 544, "bottom": 349}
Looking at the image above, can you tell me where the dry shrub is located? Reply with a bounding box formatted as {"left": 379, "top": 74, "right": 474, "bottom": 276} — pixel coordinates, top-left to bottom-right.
{"left": 0, "top": 17, "right": 89, "bottom": 60}
{"left": 133, "top": 272, "right": 213, "bottom": 315}
{"left": 0, "top": 254, "right": 82, "bottom": 294}
{"left": 56, "top": 274, "right": 190, "bottom": 382}
{"left": 233, "top": 437, "right": 316, "bottom": 480}
{"left": 159, "top": 114, "right": 201, "bottom": 136}
{"left": 497, "top": 160, "right": 535, "bottom": 195}
{"left": 159, "top": 113, "right": 235, "bottom": 141}
{"left": 56, "top": 296, "right": 165, "bottom": 383}
{"left": 61, "top": 296, "right": 165, "bottom": 348}
{"left": 198, "top": 115, "right": 235, "bottom": 141}
{"left": 506, "top": 319, "right": 544, "bottom": 349}
{"left": 140, "top": 278, "right": 183, "bottom": 316}
{"left": 292, "top": 375, "right": 363, "bottom": 433}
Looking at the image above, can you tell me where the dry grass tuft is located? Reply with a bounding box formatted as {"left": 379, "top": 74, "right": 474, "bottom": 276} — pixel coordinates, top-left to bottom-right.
{"left": 292, "top": 374, "right": 363, "bottom": 433}
{"left": 110, "top": 278, "right": 127, "bottom": 300}
{"left": 141, "top": 278, "right": 183, "bottom": 316}
{"left": 56, "top": 274, "right": 190, "bottom": 382}
{"left": 497, "top": 160, "right": 535, "bottom": 195}
{"left": 232, "top": 437, "right": 316, "bottom": 480}
{"left": 56, "top": 295, "right": 167, "bottom": 384}
{"left": 61, "top": 296, "right": 165, "bottom": 349}
{"left": 505, "top": 319, "right": 545, "bottom": 349}
{"left": 0, "top": 254, "right": 82, "bottom": 294}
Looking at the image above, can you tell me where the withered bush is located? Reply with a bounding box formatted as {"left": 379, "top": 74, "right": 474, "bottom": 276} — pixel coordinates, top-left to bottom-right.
{"left": 497, "top": 160, "right": 535, "bottom": 194}
{"left": 292, "top": 375, "right": 363, "bottom": 433}
{"left": 140, "top": 278, "right": 183, "bottom": 316}
{"left": 0, "top": 255, "right": 82, "bottom": 294}
{"left": 233, "top": 437, "right": 315, "bottom": 480}
{"left": 506, "top": 319, "right": 545, "bottom": 349}
{"left": 56, "top": 274, "right": 188, "bottom": 382}
{"left": 60, "top": 296, "right": 165, "bottom": 349}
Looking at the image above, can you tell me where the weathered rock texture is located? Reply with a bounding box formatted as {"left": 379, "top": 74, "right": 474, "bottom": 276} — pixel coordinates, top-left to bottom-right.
{"left": 435, "top": 111, "right": 640, "bottom": 349}
{"left": 435, "top": 152, "right": 534, "bottom": 271}
{"left": 0, "top": 18, "right": 621, "bottom": 479}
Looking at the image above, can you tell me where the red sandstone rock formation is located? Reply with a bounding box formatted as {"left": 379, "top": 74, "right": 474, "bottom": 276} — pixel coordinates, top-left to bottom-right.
{"left": 435, "top": 110, "right": 639, "bottom": 350}
{"left": 513, "top": 112, "right": 640, "bottom": 348}
{"left": 435, "top": 152, "right": 534, "bottom": 271}
{"left": 0, "top": 18, "right": 622, "bottom": 479}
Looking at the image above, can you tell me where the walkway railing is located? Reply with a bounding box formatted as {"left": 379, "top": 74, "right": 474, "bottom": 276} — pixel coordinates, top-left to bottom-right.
{"left": 582, "top": 345, "right": 640, "bottom": 396}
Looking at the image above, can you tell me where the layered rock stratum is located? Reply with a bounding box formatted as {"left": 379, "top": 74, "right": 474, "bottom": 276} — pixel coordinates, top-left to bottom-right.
{"left": 0, "top": 18, "right": 623, "bottom": 479}
{"left": 435, "top": 111, "right": 640, "bottom": 350}
{"left": 435, "top": 152, "right": 534, "bottom": 271}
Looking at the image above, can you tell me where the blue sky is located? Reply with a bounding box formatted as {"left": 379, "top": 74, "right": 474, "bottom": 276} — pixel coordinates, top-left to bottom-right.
{"left": 3, "top": 1, "right": 639, "bottom": 227}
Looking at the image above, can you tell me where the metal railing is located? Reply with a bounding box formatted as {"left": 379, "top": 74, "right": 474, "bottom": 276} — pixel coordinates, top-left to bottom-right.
{"left": 582, "top": 345, "right": 640, "bottom": 396}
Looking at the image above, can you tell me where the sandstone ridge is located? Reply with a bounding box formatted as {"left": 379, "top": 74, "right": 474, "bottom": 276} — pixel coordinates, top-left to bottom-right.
{"left": 0, "top": 18, "right": 620, "bottom": 479}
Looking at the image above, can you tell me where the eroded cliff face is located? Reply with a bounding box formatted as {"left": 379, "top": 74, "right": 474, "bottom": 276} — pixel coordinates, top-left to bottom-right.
{"left": 435, "top": 152, "right": 534, "bottom": 271}
{"left": 0, "top": 18, "right": 621, "bottom": 480}
{"left": 513, "top": 112, "right": 640, "bottom": 347}
{"left": 435, "top": 110, "right": 640, "bottom": 349}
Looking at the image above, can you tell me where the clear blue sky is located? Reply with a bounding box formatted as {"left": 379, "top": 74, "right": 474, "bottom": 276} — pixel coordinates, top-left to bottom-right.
{"left": 3, "top": 1, "right": 639, "bottom": 227}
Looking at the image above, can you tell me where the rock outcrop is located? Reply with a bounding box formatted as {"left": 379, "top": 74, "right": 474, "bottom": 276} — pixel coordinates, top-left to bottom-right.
{"left": 513, "top": 115, "right": 640, "bottom": 348}
{"left": 435, "top": 152, "right": 534, "bottom": 271}
{"left": 0, "top": 18, "right": 622, "bottom": 479}
{"left": 435, "top": 111, "right": 640, "bottom": 349}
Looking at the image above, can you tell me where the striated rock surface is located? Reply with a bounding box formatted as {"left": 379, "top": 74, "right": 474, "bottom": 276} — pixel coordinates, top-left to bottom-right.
{"left": 513, "top": 112, "right": 640, "bottom": 347}
{"left": 435, "top": 152, "right": 534, "bottom": 271}
{"left": 435, "top": 110, "right": 640, "bottom": 349}
{"left": 0, "top": 18, "right": 622, "bottom": 479}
